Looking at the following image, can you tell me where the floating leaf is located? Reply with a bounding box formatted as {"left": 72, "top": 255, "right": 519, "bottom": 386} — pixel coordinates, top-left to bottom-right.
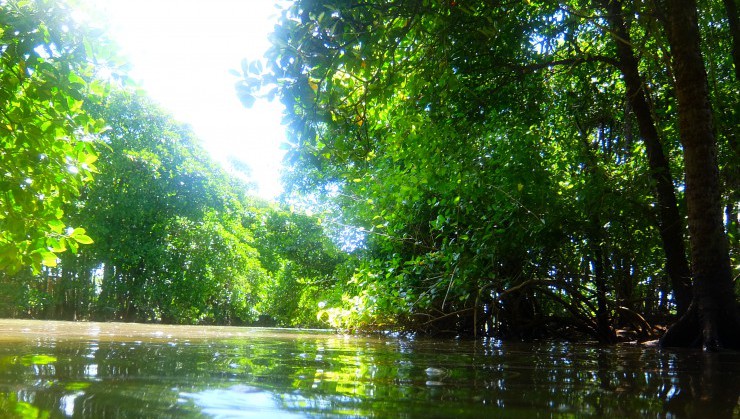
{"left": 20, "top": 354, "right": 57, "bottom": 366}
{"left": 65, "top": 382, "right": 91, "bottom": 391}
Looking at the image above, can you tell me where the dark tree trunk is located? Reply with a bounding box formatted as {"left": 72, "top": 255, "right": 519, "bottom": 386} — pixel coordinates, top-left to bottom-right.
{"left": 660, "top": 0, "right": 740, "bottom": 350}
{"left": 97, "top": 261, "right": 115, "bottom": 320}
{"left": 592, "top": 243, "right": 617, "bottom": 343}
{"left": 723, "top": 0, "right": 740, "bottom": 80}
{"left": 602, "top": 0, "right": 693, "bottom": 316}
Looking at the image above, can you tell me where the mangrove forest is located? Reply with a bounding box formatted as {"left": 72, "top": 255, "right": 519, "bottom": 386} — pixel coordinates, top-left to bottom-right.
{"left": 1, "top": 0, "right": 739, "bottom": 351}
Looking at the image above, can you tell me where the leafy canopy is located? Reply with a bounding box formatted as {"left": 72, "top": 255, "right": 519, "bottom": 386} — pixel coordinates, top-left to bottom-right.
{"left": 0, "top": 0, "right": 111, "bottom": 273}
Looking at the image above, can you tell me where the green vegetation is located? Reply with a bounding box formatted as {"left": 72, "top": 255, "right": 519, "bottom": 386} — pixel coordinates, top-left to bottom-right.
{"left": 238, "top": 0, "right": 739, "bottom": 347}
{"left": 1, "top": 88, "right": 347, "bottom": 326}
{"left": 0, "top": 0, "right": 108, "bottom": 273}
{"left": 0, "top": 0, "right": 345, "bottom": 326}
{"left": 0, "top": 0, "right": 738, "bottom": 349}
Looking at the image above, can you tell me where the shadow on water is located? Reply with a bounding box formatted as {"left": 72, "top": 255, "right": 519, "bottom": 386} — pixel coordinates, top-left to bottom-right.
{"left": 0, "top": 319, "right": 737, "bottom": 418}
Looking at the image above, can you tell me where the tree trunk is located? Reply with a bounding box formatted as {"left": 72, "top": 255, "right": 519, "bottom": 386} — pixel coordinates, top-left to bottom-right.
{"left": 592, "top": 242, "right": 617, "bottom": 343}
{"left": 660, "top": 0, "right": 740, "bottom": 350}
{"left": 602, "top": 0, "right": 693, "bottom": 316}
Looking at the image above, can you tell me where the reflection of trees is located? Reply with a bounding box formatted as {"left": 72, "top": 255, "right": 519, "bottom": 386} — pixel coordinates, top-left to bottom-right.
{"left": 661, "top": 352, "right": 740, "bottom": 418}
{"left": 0, "top": 342, "right": 198, "bottom": 417}
{"left": 246, "top": 339, "right": 740, "bottom": 417}
{"left": 0, "top": 337, "right": 738, "bottom": 417}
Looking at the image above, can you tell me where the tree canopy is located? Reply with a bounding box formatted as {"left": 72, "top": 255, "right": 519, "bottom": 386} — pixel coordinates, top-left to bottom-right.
{"left": 0, "top": 0, "right": 109, "bottom": 273}
{"left": 238, "top": 0, "right": 739, "bottom": 347}
{"left": 0, "top": 0, "right": 347, "bottom": 326}
{"left": 0, "top": 90, "right": 347, "bottom": 326}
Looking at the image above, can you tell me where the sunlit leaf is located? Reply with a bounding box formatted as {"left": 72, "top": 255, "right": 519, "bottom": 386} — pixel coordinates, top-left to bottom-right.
{"left": 41, "top": 252, "right": 58, "bottom": 267}
{"left": 72, "top": 234, "right": 93, "bottom": 245}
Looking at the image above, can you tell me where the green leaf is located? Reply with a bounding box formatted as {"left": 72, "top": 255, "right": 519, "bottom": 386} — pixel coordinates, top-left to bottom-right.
{"left": 41, "top": 251, "right": 58, "bottom": 267}
{"left": 70, "top": 227, "right": 87, "bottom": 237}
{"left": 73, "top": 234, "right": 93, "bottom": 245}
{"left": 49, "top": 237, "right": 67, "bottom": 253}
{"left": 20, "top": 354, "right": 57, "bottom": 366}
{"left": 68, "top": 240, "right": 79, "bottom": 254}
{"left": 65, "top": 382, "right": 91, "bottom": 391}
{"left": 48, "top": 219, "right": 65, "bottom": 234}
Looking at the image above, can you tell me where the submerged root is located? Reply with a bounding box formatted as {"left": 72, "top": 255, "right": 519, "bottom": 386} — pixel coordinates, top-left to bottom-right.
{"left": 660, "top": 303, "right": 740, "bottom": 351}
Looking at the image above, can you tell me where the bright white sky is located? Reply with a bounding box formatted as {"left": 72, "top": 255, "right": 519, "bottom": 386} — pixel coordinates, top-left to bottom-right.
{"left": 81, "top": 0, "right": 288, "bottom": 200}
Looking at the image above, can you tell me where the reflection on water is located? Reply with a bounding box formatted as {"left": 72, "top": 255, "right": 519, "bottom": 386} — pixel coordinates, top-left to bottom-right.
{"left": 0, "top": 319, "right": 737, "bottom": 418}
{"left": 181, "top": 385, "right": 305, "bottom": 418}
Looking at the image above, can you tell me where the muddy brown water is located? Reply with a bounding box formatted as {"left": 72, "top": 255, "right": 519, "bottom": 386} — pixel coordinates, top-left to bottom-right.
{"left": 0, "top": 319, "right": 737, "bottom": 418}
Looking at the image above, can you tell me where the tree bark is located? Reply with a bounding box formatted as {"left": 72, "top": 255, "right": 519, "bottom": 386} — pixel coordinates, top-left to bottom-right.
{"left": 660, "top": 0, "right": 740, "bottom": 350}
{"left": 602, "top": 0, "right": 693, "bottom": 316}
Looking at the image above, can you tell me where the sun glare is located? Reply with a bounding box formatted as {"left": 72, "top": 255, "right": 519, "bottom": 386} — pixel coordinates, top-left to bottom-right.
{"left": 84, "top": 0, "right": 288, "bottom": 199}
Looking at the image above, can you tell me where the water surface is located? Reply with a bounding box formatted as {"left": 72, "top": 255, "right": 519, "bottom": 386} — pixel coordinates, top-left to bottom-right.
{"left": 0, "top": 319, "right": 737, "bottom": 418}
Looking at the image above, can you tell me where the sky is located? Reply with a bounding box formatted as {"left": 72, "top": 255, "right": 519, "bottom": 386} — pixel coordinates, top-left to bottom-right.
{"left": 81, "top": 0, "right": 288, "bottom": 199}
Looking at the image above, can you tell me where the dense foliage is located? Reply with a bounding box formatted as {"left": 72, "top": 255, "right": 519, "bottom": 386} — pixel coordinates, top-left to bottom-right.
{"left": 1, "top": 0, "right": 737, "bottom": 347}
{"left": 0, "top": 0, "right": 108, "bottom": 273}
{"left": 238, "top": 0, "right": 739, "bottom": 344}
{"left": 0, "top": 0, "right": 346, "bottom": 326}
{"left": 0, "top": 90, "right": 346, "bottom": 325}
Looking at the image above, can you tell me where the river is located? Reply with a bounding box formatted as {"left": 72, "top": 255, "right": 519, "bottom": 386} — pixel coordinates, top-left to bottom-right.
{"left": 0, "top": 319, "right": 737, "bottom": 418}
